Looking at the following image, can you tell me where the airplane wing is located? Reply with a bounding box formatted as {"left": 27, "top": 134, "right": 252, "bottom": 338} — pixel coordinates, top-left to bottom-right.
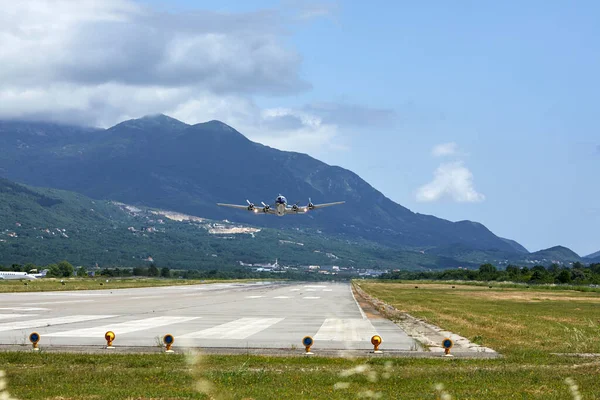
{"left": 284, "top": 201, "right": 345, "bottom": 214}
{"left": 217, "top": 203, "right": 252, "bottom": 211}
{"left": 217, "top": 203, "right": 277, "bottom": 214}
{"left": 309, "top": 201, "right": 345, "bottom": 210}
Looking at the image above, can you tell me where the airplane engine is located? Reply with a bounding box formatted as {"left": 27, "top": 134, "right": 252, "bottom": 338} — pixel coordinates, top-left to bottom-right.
{"left": 292, "top": 204, "right": 299, "bottom": 212}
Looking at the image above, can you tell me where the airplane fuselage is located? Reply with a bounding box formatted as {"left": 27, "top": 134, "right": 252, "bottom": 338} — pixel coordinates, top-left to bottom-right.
{"left": 0, "top": 271, "right": 37, "bottom": 280}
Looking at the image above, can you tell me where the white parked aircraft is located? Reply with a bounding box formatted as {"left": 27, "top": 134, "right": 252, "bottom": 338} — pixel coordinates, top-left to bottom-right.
{"left": 218, "top": 195, "right": 344, "bottom": 217}
{"left": 0, "top": 271, "right": 37, "bottom": 280}
{"left": 0, "top": 269, "right": 47, "bottom": 280}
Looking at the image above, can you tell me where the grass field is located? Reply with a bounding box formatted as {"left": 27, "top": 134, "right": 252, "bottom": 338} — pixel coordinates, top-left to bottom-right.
{"left": 0, "top": 277, "right": 259, "bottom": 293}
{"left": 0, "top": 351, "right": 597, "bottom": 399}
{"left": 1, "top": 281, "right": 599, "bottom": 399}
{"left": 357, "top": 281, "right": 600, "bottom": 356}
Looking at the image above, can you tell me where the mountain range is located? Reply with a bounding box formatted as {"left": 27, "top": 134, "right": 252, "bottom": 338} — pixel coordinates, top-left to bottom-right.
{"left": 0, "top": 177, "right": 476, "bottom": 270}
{"left": 0, "top": 114, "right": 596, "bottom": 267}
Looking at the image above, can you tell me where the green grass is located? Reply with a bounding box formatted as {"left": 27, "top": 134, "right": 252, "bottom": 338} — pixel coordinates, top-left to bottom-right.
{"left": 357, "top": 281, "right": 600, "bottom": 357}
{"left": 0, "top": 277, "right": 257, "bottom": 293}
{"left": 0, "top": 352, "right": 597, "bottom": 399}
{"left": 1, "top": 281, "right": 599, "bottom": 399}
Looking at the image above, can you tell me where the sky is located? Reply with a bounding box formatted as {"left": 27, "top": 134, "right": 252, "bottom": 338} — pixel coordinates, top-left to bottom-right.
{"left": 0, "top": 0, "right": 598, "bottom": 255}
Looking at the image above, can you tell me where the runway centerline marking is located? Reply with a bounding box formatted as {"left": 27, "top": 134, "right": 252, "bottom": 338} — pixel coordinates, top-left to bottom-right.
{"left": 273, "top": 296, "right": 290, "bottom": 299}
{"left": 47, "top": 316, "right": 200, "bottom": 337}
{"left": 245, "top": 295, "right": 264, "bottom": 299}
{"left": 290, "top": 289, "right": 301, "bottom": 291}
{"left": 303, "top": 296, "right": 320, "bottom": 299}
{"left": 180, "top": 318, "right": 284, "bottom": 340}
{"left": 0, "top": 307, "right": 49, "bottom": 311}
{"left": 0, "top": 315, "right": 116, "bottom": 332}
{"left": 323, "top": 289, "right": 333, "bottom": 292}
{"left": 313, "top": 318, "right": 378, "bottom": 342}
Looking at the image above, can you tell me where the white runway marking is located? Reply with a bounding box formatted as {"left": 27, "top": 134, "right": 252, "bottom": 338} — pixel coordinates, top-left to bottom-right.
{"left": 350, "top": 286, "right": 367, "bottom": 320}
{"left": 0, "top": 314, "right": 38, "bottom": 320}
{"left": 273, "top": 296, "right": 290, "bottom": 299}
{"left": 129, "top": 296, "right": 163, "bottom": 300}
{"left": 180, "top": 318, "right": 284, "bottom": 340}
{"left": 304, "top": 285, "right": 327, "bottom": 288}
{"left": 0, "top": 315, "right": 116, "bottom": 332}
{"left": 323, "top": 289, "right": 333, "bottom": 292}
{"left": 0, "top": 307, "right": 49, "bottom": 311}
{"left": 25, "top": 300, "right": 95, "bottom": 305}
{"left": 314, "top": 319, "right": 378, "bottom": 341}
{"left": 47, "top": 316, "right": 200, "bottom": 337}
{"left": 290, "top": 289, "right": 301, "bottom": 291}
{"left": 305, "top": 289, "right": 317, "bottom": 292}
{"left": 245, "top": 295, "right": 264, "bottom": 299}
{"left": 303, "top": 296, "right": 320, "bottom": 299}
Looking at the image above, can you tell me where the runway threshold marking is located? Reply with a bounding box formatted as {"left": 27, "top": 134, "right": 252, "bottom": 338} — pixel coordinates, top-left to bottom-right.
{"left": 0, "top": 314, "right": 38, "bottom": 320}
{"left": 313, "top": 318, "right": 378, "bottom": 342}
{"left": 47, "top": 316, "right": 200, "bottom": 337}
{"left": 180, "top": 317, "right": 284, "bottom": 340}
{"left": 0, "top": 315, "right": 116, "bottom": 332}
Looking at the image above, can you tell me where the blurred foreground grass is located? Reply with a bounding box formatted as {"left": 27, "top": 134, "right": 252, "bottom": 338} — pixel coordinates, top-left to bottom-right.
{"left": 0, "top": 352, "right": 598, "bottom": 399}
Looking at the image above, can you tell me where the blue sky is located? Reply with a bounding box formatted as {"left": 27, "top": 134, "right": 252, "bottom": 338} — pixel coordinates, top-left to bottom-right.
{"left": 2, "top": 1, "right": 598, "bottom": 255}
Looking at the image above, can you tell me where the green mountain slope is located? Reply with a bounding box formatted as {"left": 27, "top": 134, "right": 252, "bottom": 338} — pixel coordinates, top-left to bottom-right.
{"left": 0, "top": 178, "right": 475, "bottom": 270}
{"left": 524, "top": 246, "right": 582, "bottom": 264}
{"left": 0, "top": 115, "right": 524, "bottom": 256}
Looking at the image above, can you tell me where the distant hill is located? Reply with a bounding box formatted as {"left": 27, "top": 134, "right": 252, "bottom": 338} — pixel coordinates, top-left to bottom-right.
{"left": 584, "top": 250, "right": 600, "bottom": 263}
{"left": 524, "top": 246, "right": 582, "bottom": 264}
{"left": 0, "top": 177, "right": 477, "bottom": 270}
{"left": 0, "top": 115, "right": 525, "bottom": 259}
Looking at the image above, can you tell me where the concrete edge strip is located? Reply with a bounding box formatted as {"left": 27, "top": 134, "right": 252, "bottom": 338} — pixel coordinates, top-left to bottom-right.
{"left": 350, "top": 284, "right": 368, "bottom": 320}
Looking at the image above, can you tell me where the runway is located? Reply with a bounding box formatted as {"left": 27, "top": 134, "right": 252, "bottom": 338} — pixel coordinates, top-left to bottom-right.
{"left": 0, "top": 281, "right": 417, "bottom": 351}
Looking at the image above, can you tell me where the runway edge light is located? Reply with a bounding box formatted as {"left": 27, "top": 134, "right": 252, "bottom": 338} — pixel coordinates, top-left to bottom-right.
{"left": 29, "top": 332, "right": 40, "bottom": 351}
{"left": 163, "top": 334, "right": 174, "bottom": 353}
{"left": 371, "top": 335, "right": 382, "bottom": 354}
{"left": 442, "top": 338, "right": 453, "bottom": 357}
{"left": 302, "top": 336, "right": 314, "bottom": 355}
{"left": 105, "top": 331, "right": 115, "bottom": 349}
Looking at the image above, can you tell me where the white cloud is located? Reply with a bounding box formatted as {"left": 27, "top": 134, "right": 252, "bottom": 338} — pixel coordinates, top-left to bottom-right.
{"left": 416, "top": 161, "right": 485, "bottom": 203}
{"left": 432, "top": 142, "right": 458, "bottom": 157}
{"left": 0, "top": 0, "right": 386, "bottom": 158}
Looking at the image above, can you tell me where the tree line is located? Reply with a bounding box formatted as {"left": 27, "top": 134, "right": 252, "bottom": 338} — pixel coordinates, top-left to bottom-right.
{"left": 379, "top": 262, "right": 600, "bottom": 285}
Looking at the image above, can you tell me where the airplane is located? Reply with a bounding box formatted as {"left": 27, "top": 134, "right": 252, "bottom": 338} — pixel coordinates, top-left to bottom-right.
{"left": 217, "top": 195, "right": 344, "bottom": 216}
{"left": 0, "top": 271, "right": 38, "bottom": 280}
{"left": 0, "top": 269, "right": 47, "bottom": 280}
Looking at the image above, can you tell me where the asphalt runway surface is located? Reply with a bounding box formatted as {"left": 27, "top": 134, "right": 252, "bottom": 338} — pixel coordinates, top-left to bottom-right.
{"left": 0, "top": 281, "right": 418, "bottom": 351}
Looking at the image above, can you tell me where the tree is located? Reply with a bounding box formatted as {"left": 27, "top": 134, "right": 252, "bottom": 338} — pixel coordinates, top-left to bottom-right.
{"left": 148, "top": 264, "right": 159, "bottom": 277}
{"left": 160, "top": 267, "right": 171, "bottom": 278}
{"left": 556, "top": 270, "right": 572, "bottom": 284}
{"left": 57, "top": 260, "right": 74, "bottom": 277}
{"left": 76, "top": 267, "right": 87, "bottom": 277}
{"left": 132, "top": 267, "right": 147, "bottom": 276}
{"left": 46, "top": 264, "right": 60, "bottom": 277}
{"left": 23, "top": 263, "right": 37, "bottom": 273}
